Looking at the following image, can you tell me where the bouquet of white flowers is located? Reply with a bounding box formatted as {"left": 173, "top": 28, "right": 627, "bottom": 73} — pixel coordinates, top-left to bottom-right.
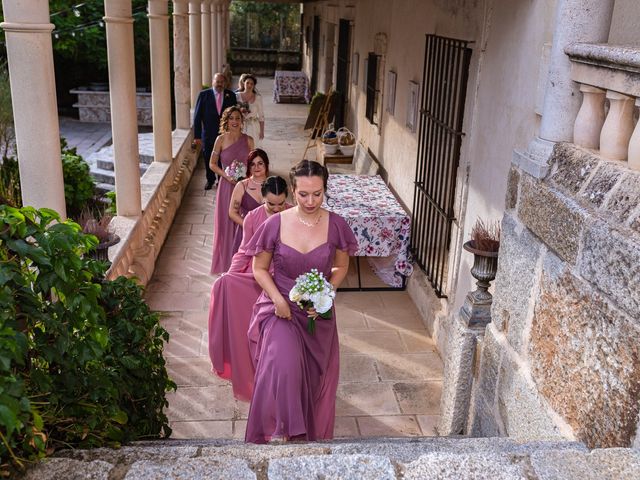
{"left": 289, "top": 268, "right": 335, "bottom": 334}
{"left": 224, "top": 159, "right": 247, "bottom": 181}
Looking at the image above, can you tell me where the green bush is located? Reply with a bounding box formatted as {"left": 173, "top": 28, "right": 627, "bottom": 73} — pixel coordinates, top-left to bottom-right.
{"left": 60, "top": 139, "right": 96, "bottom": 219}
{"left": 0, "top": 205, "right": 174, "bottom": 476}
{"left": 0, "top": 157, "right": 21, "bottom": 208}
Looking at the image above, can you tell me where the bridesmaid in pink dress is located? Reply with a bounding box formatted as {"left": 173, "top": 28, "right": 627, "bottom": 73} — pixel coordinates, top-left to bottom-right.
{"left": 208, "top": 176, "right": 290, "bottom": 402}
{"left": 228, "top": 149, "right": 270, "bottom": 254}
{"left": 244, "top": 160, "right": 358, "bottom": 444}
{"left": 209, "top": 106, "right": 255, "bottom": 274}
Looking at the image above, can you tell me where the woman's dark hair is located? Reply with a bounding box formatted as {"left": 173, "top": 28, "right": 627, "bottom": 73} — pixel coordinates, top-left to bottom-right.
{"left": 244, "top": 74, "right": 258, "bottom": 86}
{"left": 247, "top": 149, "right": 270, "bottom": 176}
{"left": 219, "top": 105, "right": 243, "bottom": 134}
{"left": 289, "top": 159, "right": 329, "bottom": 191}
{"left": 261, "top": 175, "right": 288, "bottom": 197}
{"left": 243, "top": 74, "right": 259, "bottom": 95}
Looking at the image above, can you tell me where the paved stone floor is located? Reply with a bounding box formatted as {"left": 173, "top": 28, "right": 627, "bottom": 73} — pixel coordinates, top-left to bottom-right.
{"left": 143, "top": 81, "right": 444, "bottom": 440}
{"left": 59, "top": 117, "right": 112, "bottom": 159}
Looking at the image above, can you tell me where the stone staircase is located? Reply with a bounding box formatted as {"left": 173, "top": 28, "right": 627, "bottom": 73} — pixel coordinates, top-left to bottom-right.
{"left": 87, "top": 133, "right": 156, "bottom": 194}
{"left": 22, "top": 437, "right": 640, "bottom": 479}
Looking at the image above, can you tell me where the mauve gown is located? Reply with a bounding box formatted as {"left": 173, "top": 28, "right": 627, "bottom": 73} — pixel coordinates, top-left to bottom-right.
{"left": 210, "top": 134, "right": 250, "bottom": 274}
{"left": 244, "top": 211, "right": 358, "bottom": 444}
{"left": 231, "top": 184, "right": 262, "bottom": 255}
{"left": 208, "top": 205, "right": 270, "bottom": 402}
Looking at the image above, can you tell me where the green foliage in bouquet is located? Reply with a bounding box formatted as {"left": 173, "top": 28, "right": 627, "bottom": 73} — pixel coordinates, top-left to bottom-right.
{"left": 0, "top": 205, "right": 175, "bottom": 476}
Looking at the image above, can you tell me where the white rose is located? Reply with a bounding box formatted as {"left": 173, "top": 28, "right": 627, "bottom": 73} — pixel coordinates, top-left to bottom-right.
{"left": 289, "top": 288, "right": 302, "bottom": 303}
{"left": 314, "top": 294, "right": 333, "bottom": 314}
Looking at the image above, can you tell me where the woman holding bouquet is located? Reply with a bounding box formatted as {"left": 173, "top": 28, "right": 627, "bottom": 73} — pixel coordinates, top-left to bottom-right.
{"left": 228, "top": 149, "right": 270, "bottom": 253}
{"left": 208, "top": 176, "right": 290, "bottom": 401}
{"left": 209, "top": 106, "right": 255, "bottom": 274}
{"left": 244, "top": 160, "right": 358, "bottom": 444}
{"left": 236, "top": 74, "right": 265, "bottom": 145}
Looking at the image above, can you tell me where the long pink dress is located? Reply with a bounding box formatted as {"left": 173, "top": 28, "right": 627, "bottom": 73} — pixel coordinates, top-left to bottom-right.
{"left": 210, "top": 134, "right": 250, "bottom": 274}
{"left": 208, "top": 205, "right": 268, "bottom": 401}
{"left": 244, "top": 212, "right": 358, "bottom": 444}
{"left": 231, "top": 184, "right": 261, "bottom": 255}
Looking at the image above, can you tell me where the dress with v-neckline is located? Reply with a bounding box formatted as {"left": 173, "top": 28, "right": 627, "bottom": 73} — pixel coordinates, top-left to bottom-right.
{"left": 243, "top": 210, "right": 358, "bottom": 444}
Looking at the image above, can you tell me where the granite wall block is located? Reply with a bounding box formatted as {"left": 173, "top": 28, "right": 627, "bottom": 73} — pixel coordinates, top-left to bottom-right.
{"left": 530, "top": 253, "right": 640, "bottom": 448}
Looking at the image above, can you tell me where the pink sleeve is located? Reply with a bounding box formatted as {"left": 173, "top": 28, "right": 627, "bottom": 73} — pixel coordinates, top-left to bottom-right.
{"left": 331, "top": 213, "right": 358, "bottom": 255}
{"left": 244, "top": 213, "right": 280, "bottom": 256}
{"left": 239, "top": 208, "right": 260, "bottom": 250}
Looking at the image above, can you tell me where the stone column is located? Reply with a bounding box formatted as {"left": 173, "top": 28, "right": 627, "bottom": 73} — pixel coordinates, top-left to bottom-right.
{"left": 216, "top": 2, "right": 224, "bottom": 72}
{"left": 539, "top": 0, "right": 615, "bottom": 143}
{"left": 222, "top": 1, "right": 230, "bottom": 62}
{"left": 148, "top": 0, "right": 172, "bottom": 163}
{"left": 515, "top": 0, "right": 615, "bottom": 178}
{"left": 104, "top": 0, "right": 142, "bottom": 217}
{"left": 201, "top": 0, "right": 212, "bottom": 87}
{"left": 189, "top": 0, "right": 203, "bottom": 108}
{"left": 0, "top": 0, "right": 66, "bottom": 217}
{"left": 211, "top": 1, "right": 220, "bottom": 73}
{"left": 173, "top": 0, "right": 190, "bottom": 129}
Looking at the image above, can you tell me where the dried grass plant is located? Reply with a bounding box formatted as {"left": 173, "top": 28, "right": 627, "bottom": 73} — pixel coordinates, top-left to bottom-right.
{"left": 470, "top": 218, "right": 501, "bottom": 252}
{"left": 79, "top": 208, "right": 113, "bottom": 243}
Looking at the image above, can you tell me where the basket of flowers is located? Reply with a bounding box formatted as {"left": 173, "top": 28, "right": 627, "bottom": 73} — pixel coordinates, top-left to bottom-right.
{"left": 321, "top": 129, "right": 339, "bottom": 154}
{"left": 337, "top": 127, "right": 356, "bottom": 156}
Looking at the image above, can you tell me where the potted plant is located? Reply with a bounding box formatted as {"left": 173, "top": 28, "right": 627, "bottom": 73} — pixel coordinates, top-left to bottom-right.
{"left": 460, "top": 219, "right": 501, "bottom": 327}
{"left": 78, "top": 208, "right": 120, "bottom": 263}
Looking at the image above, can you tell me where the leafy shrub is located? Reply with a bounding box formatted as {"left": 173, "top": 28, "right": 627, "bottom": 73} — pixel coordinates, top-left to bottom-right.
{"left": 60, "top": 139, "right": 96, "bottom": 219}
{"left": 0, "top": 157, "right": 21, "bottom": 208}
{"left": 0, "top": 205, "right": 174, "bottom": 475}
{"left": 0, "top": 61, "right": 15, "bottom": 158}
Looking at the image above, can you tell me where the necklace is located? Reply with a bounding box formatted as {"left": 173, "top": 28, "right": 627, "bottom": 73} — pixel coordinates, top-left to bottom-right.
{"left": 297, "top": 211, "right": 322, "bottom": 227}
{"left": 249, "top": 177, "right": 264, "bottom": 187}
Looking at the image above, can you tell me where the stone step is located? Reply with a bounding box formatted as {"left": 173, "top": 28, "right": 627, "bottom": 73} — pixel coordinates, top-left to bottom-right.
{"left": 22, "top": 436, "right": 639, "bottom": 479}
{"left": 95, "top": 182, "right": 114, "bottom": 195}
{"left": 90, "top": 166, "right": 116, "bottom": 185}
{"left": 90, "top": 164, "right": 149, "bottom": 185}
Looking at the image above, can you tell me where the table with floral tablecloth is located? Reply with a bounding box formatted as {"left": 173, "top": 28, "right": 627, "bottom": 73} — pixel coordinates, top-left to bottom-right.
{"left": 325, "top": 174, "right": 413, "bottom": 287}
{"left": 273, "top": 70, "right": 310, "bottom": 103}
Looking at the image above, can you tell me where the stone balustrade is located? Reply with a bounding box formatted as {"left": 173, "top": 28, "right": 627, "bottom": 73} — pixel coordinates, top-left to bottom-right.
{"left": 565, "top": 43, "right": 640, "bottom": 170}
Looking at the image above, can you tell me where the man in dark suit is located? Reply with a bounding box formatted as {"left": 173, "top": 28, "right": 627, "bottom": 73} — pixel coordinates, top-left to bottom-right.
{"left": 193, "top": 72, "right": 237, "bottom": 189}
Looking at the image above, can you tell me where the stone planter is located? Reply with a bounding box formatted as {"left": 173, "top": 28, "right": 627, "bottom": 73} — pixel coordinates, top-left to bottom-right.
{"left": 460, "top": 241, "right": 499, "bottom": 327}
{"left": 90, "top": 234, "right": 120, "bottom": 263}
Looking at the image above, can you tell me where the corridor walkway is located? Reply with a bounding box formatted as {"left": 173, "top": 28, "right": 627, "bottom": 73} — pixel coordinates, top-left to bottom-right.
{"left": 144, "top": 82, "right": 443, "bottom": 440}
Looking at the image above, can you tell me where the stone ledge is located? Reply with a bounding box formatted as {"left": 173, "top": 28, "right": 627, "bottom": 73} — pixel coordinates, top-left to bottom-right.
{"left": 566, "top": 43, "right": 640, "bottom": 97}
{"left": 29, "top": 437, "right": 640, "bottom": 480}
{"left": 106, "top": 129, "right": 197, "bottom": 285}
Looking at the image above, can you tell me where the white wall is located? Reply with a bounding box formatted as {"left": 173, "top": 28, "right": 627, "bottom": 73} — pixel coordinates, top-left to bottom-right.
{"left": 303, "top": 0, "right": 555, "bottom": 309}
{"left": 609, "top": 0, "right": 640, "bottom": 44}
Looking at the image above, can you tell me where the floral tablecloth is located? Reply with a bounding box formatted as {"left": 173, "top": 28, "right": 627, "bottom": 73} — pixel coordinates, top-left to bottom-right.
{"left": 325, "top": 174, "right": 413, "bottom": 287}
{"left": 273, "top": 70, "right": 310, "bottom": 103}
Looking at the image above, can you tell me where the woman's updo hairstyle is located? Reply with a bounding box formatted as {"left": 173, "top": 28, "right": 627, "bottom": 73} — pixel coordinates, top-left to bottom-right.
{"left": 247, "top": 148, "right": 270, "bottom": 176}
{"left": 289, "top": 160, "right": 329, "bottom": 192}
{"left": 261, "top": 175, "right": 288, "bottom": 197}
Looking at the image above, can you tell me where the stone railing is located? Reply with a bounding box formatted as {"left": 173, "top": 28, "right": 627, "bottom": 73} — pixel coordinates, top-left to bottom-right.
{"left": 565, "top": 43, "right": 640, "bottom": 170}
{"left": 106, "top": 129, "right": 197, "bottom": 286}
{"left": 70, "top": 87, "right": 153, "bottom": 126}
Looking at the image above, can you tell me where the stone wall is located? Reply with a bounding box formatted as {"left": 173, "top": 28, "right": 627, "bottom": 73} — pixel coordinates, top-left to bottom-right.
{"left": 469, "top": 143, "right": 640, "bottom": 448}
